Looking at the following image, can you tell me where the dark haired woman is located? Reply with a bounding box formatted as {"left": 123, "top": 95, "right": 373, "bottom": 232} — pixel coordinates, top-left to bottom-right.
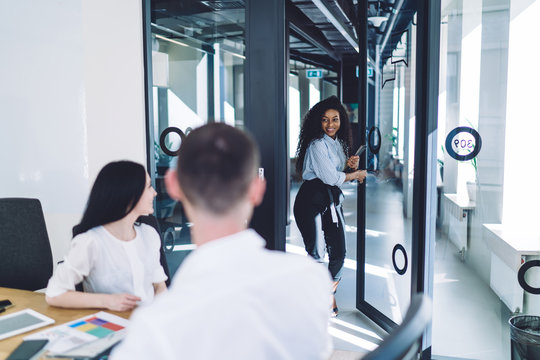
{"left": 46, "top": 161, "right": 167, "bottom": 311}
{"left": 293, "top": 96, "right": 366, "bottom": 317}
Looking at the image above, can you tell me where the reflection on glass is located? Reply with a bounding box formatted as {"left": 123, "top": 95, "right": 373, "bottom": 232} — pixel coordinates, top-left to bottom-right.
{"left": 432, "top": 1, "right": 526, "bottom": 358}
{"left": 148, "top": 1, "right": 245, "bottom": 276}
{"left": 364, "top": 22, "right": 414, "bottom": 325}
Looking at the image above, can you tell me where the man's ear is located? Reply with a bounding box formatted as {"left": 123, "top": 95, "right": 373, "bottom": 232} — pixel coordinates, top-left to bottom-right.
{"left": 248, "top": 176, "right": 266, "bottom": 207}
{"left": 164, "top": 169, "right": 185, "bottom": 201}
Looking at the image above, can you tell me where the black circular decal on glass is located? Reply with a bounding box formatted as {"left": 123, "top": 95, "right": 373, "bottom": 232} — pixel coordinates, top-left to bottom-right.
{"left": 160, "top": 127, "right": 186, "bottom": 156}
{"left": 163, "top": 227, "right": 175, "bottom": 253}
{"left": 368, "top": 126, "right": 382, "bottom": 154}
{"left": 518, "top": 260, "right": 540, "bottom": 295}
{"left": 392, "top": 244, "right": 408, "bottom": 275}
{"left": 445, "top": 127, "right": 482, "bottom": 161}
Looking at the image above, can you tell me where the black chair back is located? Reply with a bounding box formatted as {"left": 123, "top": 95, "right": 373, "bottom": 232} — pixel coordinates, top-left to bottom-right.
{"left": 136, "top": 215, "right": 171, "bottom": 287}
{"left": 0, "top": 198, "right": 53, "bottom": 291}
{"left": 363, "top": 294, "right": 432, "bottom": 360}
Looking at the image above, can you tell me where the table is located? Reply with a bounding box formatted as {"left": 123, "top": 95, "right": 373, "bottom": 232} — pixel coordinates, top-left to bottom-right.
{"left": 0, "top": 287, "right": 131, "bottom": 359}
{"left": 483, "top": 224, "right": 540, "bottom": 313}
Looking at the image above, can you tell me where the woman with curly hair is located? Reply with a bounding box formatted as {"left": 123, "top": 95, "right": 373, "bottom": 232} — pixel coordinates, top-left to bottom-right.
{"left": 293, "top": 96, "right": 366, "bottom": 317}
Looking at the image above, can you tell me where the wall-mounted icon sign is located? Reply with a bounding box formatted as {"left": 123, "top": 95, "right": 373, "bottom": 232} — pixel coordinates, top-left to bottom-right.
{"left": 445, "top": 126, "right": 482, "bottom": 161}
{"left": 306, "top": 69, "right": 323, "bottom": 78}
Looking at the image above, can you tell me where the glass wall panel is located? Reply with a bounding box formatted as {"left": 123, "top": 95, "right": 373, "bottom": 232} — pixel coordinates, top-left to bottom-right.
{"left": 362, "top": 23, "right": 416, "bottom": 326}
{"left": 148, "top": 1, "right": 245, "bottom": 276}
{"left": 432, "top": 0, "right": 540, "bottom": 358}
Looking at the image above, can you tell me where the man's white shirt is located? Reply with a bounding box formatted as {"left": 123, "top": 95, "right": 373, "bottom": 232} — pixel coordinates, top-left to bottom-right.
{"left": 111, "top": 229, "right": 333, "bottom": 360}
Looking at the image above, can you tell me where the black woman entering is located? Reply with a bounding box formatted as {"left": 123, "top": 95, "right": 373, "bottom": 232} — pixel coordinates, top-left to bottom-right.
{"left": 293, "top": 96, "right": 367, "bottom": 317}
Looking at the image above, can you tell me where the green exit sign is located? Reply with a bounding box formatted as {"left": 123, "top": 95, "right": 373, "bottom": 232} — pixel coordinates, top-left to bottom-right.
{"left": 356, "top": 66, "right": 374, "bottom": 77}
{"left": 306, "top": 69, "right": 323, "bottom": 78}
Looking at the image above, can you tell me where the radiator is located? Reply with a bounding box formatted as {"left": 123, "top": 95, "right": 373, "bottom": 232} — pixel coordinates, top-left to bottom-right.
{"left": 443, "top": 194, "right": 470, "bottom": 254}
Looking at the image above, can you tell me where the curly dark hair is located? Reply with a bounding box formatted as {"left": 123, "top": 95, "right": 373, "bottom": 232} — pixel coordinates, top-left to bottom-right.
{"left": 295, "top": 95, "right": 352, "bottom": 176}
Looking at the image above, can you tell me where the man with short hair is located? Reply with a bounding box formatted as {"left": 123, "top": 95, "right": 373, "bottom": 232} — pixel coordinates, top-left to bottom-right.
{"left": 111, "top": 123, "right": 333, "bottom": 359}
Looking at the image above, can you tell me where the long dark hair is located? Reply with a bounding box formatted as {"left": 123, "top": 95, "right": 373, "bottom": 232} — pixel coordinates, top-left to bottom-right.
{"left": 73, "top": 161, "right": 147, "bottom": 237}
{"left": 295, "top": 95, "right": 352, "bottom": 175}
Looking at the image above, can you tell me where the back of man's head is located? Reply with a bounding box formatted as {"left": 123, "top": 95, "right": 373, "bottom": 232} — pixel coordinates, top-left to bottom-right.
{"left": 176, "top": 123, "right": 260, "bottom": 215}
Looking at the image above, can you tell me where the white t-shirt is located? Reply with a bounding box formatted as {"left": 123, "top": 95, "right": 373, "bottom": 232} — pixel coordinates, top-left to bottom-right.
{"left": 111, "top": 229, "right": 333, "bottom": 360}
{"left": 46, "top": 224, "right": 167, "bottom": 304}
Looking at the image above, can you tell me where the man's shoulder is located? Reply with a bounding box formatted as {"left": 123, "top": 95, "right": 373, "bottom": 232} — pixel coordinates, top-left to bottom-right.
{"left": 262, "top": 250, "right": 331, "bottom": 282}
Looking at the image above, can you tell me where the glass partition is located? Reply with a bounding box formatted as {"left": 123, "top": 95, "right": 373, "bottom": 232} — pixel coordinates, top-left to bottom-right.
{"left": 432, "top": 1, "right": 540, "bottom": 358}
{"left": 147, "top": 1, "right": 245, "bottom": 276}
{"left": 363, "top": 25, "right": 415, "bottom": 325}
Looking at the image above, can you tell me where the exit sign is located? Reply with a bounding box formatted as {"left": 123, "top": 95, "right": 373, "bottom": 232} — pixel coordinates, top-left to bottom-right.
{"left": 306, "top": 69, "right": 323, "bottom": 78}
{"left": 356, "top": 66, "right": 374, "bottom": 77}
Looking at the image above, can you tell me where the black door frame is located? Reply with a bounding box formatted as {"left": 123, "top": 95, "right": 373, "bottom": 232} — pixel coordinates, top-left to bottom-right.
{"left": 244, "top": 0, "right": 288, "bottom": 251}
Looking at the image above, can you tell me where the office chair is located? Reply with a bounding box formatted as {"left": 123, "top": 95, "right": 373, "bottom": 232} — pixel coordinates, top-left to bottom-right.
{"left": 71, "top": 215, "right": 172, "bottom": 290}
{"left": 0, "top": 198, "right": 54, "bottom": 291}
{"left": 362, "top": 294, "right": 432, "bottom": 360}
{"left": 136, "top": 215, "right": 171, "bottom": 287}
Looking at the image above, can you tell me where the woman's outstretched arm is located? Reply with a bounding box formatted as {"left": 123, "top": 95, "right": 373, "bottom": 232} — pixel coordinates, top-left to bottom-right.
{"left": 46, "top": 291, "right": 140, "bottom": 311}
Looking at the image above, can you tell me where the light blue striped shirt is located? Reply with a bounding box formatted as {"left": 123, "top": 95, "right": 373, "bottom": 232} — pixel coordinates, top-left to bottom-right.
{"left": 302, "top": 135, "right": 347, "bottom": 186}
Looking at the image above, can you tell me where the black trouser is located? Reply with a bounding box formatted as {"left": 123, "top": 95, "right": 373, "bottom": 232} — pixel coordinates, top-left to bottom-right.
{"left": 293, "top": 179, "right": 346, "bottom": 281}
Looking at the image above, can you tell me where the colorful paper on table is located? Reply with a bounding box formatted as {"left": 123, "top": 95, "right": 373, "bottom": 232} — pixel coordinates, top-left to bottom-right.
{"left": 25, "top": 311, "right": 128, "bottom": 356}
{"left": 68, "top": 315, "right": 124, "bottom": 338}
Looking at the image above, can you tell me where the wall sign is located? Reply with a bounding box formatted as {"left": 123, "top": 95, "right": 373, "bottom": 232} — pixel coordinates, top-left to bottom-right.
{"left": 306, "top": 69, "right": 323, "bottom": 78}
{"left": 445, "top": 126, "right": 482, "bottom": 161}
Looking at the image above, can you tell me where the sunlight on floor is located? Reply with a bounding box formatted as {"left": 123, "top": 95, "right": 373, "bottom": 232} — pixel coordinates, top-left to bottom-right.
{"left": 286, "top": 243, "right": 392, "bottom": 279}
{"left": 330, "top": 318, "right": 382, "bottom": 340}
{"left": 328, "top": 326, "right": 378, "bottom": 351}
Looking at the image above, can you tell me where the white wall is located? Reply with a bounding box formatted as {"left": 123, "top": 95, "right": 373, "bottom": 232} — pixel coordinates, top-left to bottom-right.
{"left": 0, "top": 0, "right": 147, "bottom": 265}
{"left": 82, "top": 0, "right": 146, "bottom": 182}
{"left": 502, "top": 0, "right": 540, "bottom": 233}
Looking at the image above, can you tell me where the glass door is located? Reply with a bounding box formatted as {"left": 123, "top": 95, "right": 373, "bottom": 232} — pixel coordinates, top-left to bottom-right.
{"left": 357, "top": 21, "right": 417, "bottom": 331}
{"left": 143, "top": 0, "right": 246, "bottom": 277}
{"left": 358, "top": 1, "right": 540, "bottom": 358}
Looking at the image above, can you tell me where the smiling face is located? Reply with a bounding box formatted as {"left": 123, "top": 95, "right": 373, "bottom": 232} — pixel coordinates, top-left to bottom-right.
{"left": 132, "top": 173, "right": 157, "bottom": 216}
{"left": 321, "top": 109, "right": 341, "bottom": 139}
